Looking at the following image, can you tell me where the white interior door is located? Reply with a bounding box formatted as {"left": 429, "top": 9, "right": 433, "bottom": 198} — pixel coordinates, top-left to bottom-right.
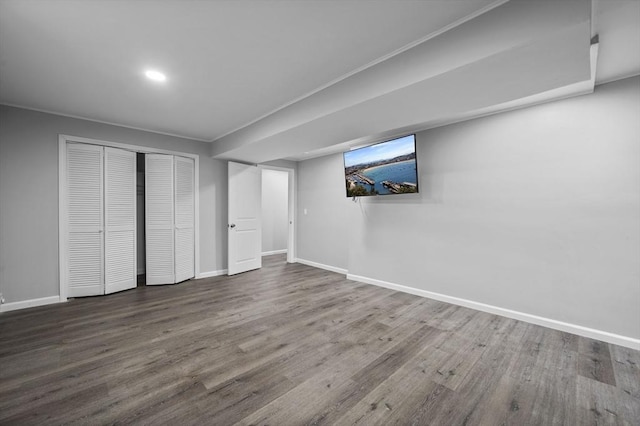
{"left": 67, "top": 143, "right": 104, "bottom": 297}
{"left": 104, "top": 147, "right": 136, "bottom": 294}
{"left": 228, "top": 161, "right": 262, "bottom": 275}
{"left": 174, "top": 156, "right": 195, "bottom": 283}
{"left": 145, "top": 154, "right": 175, "bottom": 285}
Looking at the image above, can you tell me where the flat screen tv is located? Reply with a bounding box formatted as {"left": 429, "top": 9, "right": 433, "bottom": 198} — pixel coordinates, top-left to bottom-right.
{"left": 344, "top": 134, "right": 418, "bottom": 197}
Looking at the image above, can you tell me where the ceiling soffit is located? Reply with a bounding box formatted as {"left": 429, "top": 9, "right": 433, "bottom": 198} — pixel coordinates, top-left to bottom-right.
{"left": 212, "top": 0, "right": 593, "bottom": 163}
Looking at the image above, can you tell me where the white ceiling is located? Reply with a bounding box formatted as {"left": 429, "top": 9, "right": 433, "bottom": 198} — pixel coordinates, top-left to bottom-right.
{"left": 0, "top": 0, "right": 497, "bottom": 141}
{"left": 1, "top": 0, "right": 639, "bottom": 163}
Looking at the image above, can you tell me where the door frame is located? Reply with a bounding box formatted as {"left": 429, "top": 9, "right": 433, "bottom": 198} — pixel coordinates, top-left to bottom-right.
{"left": 58, "top": 134, "right": 200, "bottom": 301}
{"left": 259, "top": 164, "right": 296, "bottom": 263}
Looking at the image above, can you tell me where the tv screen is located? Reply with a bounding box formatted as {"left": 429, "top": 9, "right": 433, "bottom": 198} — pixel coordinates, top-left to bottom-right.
{"left": 344, "top": 134, "right": 418, "bottom": 197}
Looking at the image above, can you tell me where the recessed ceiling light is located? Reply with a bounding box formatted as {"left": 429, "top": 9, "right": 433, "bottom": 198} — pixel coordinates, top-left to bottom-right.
{"left": 145, "top": 70, "right": 166, "bottom": 82}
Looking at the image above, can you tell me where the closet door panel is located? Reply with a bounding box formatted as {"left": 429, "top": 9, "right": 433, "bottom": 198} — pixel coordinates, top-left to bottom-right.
{"left": 67, "top": 143, "right": 104, "bottom": 297}
{"left": 145, "top": 154, "right": 175, "bottom": 285}
{"left": 104, "top": 147, "right": 137, "bottom": 294}
{"left": 174, "top": 156, "right": 195, "bottom": 282}
{"left": 175, "top": 228, "right": 194, "bottom": 282}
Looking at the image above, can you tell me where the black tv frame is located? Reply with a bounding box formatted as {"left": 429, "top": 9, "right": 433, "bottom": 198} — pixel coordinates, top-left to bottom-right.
{"left": 343, "top": 134, "right": 419, "bottom": 198}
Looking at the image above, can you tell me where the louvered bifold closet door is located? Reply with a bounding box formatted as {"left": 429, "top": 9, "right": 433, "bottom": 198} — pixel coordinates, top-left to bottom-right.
{"left": 104, "top": 147, "right": 136, "bottom": 294}
{"left": 145, "top": 154, "right": 175, "bottom": 285}
{"left": 174, "top": 156, "right": 195, "bottom": 283}
{"left": 67, "top": 143, "right": 104, "bottom": 297}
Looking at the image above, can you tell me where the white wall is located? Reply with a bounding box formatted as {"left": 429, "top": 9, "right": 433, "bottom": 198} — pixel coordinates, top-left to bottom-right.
{"left": 261, "top": 169, "right": 289, "bottom": 254}
{"left": 0, "top": 105, "right": 228, "bottom": 305}
{"left": 297, "top": 154, "right": 349, "bottom": 271}
{"left": 296, "top": 76, "right": 640, "bottom": 342}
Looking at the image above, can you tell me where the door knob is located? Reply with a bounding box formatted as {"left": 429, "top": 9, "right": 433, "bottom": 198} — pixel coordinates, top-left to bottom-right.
{"left": 229, "top": 223, "right": 236, "bottom": 228}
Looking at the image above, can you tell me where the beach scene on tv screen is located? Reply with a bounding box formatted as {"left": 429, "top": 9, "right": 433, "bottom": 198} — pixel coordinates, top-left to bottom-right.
{"left": 344, "top": 135, "right": 418, "bottom": 197}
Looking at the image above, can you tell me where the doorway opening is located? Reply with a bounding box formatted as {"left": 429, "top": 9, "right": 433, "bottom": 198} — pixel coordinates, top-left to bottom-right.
{"left": 261, "top": 168, "right": 289, "bottom": 263}
{"left": 136, "top": 153, "right": 146, "bottom": 286}
{"left": 260, "top": 165, "right": 295, "bottom": 266}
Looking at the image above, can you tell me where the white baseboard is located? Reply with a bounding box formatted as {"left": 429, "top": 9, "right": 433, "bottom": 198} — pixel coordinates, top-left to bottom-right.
{"left": 295, "top": 258, "right": 347, "bottom": 275}
{"left": 347, "top": 273, "right": 640, "bottom": 350}
{"left": 262, "top": 249, "right": 288, "bottom": 256}
{"left": 197, "top": 269, "right": 228, "bottom": 279}
{"left": 0, "top": 296, "right": 65, "bottom": 313}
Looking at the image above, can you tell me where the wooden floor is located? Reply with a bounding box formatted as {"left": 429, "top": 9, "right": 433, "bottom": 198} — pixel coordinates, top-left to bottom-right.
{"left": 1, "top": 255, "right": 639, "bottom": 425}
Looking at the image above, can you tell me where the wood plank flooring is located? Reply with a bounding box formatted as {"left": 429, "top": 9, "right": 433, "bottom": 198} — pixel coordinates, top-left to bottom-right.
{"left": 1, "top": 254, "right": 639, "bottom": 425}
